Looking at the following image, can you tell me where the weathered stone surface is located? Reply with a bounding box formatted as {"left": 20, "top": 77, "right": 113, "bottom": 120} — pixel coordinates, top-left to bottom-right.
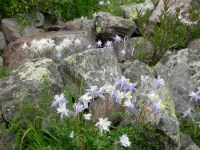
{"left": 180, "top": 133, "right": 200, "bottom": 150}
{"left": 90, "top": 95, "right": 124, "bottom": 124}
{"left": 188, "top": 39, "right": 200, "bottom": 50}
{"left": 0, "top": 57, "right": 3, "bottom": 67}
{"left": 122, "top": 60, "right": 154, "bottom": 83}
{"left": 44, "top": 18, "right": 82, "bottom": 31}
{"left": 32, "top": 13, "right": 45, "bottom": 27}
{"left": 0, "top": 58, "right": 64, "bottom": 123}
{"left": 4, "top": 30, "right": 95, "bottom": 69}
{"left": 155, "top": 48, "right": 200, "bottom": 113}
{"left": 0, "top": 31, "right": 6, "bottom": 51}
{"left": 121, "top": 0, "right": 154, "bottom": 20}
{"left": 58, "top": 48, "right": 121, "bottom": 88}
{"left": 1, "top": 18, "right": 42, "bottom": 42}
{"left": 94, "top": 12, "right": 136, "bottom": 41}
{"left": 122, "top": 76, "right": 180, "bottom": 149}
{"left": 114, "top": 37, "right": 153, "bottom": 62}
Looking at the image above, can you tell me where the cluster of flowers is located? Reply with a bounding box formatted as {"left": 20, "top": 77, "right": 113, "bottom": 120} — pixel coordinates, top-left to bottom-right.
{"left": 21, "top": 38, "right": 82, "bottom": 59}
{"left": 182, "top": 89, "right": 200, "bottom": 118}
{"left": 51, "top": 75, "right": 166, "bottom": 147}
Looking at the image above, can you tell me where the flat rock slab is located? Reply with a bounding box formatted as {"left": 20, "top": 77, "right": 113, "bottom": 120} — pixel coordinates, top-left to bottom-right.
{"left": 58, "top": 48, "right": 121, "bottom": 88}
{"left": 4, "top": 30, "right": 95, "bottom": 69}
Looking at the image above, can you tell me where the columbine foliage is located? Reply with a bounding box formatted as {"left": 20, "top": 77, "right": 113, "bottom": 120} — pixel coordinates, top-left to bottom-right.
{"left": 8, "top": 75, "right": 168, "bottom": 149}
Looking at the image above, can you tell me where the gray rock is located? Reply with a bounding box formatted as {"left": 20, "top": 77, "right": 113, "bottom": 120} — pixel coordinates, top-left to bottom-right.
{"left": 4, "top": 30, "right": 95, "bottom": 69}
{"left": 188, "top": 39, "right": 200, "bottom": 50}
{"left": 114, "top": 37, "right": 153, "bottom": 62}
{"left": 32, "top": 13, "right": 45, "bottom": 27}
{"left": 0, "top": 58, "right": 64, "bottom": 123}
{"left": 0, "top": 57, "right": 3, "bottom": 67}
{"left": 180, "top": 133, "right": 200, "bottom": 150}
{"left": 0, "top": 31, "right": 6, "bottom": 51}
{"left": 58, "top": 48, "right": 121, "bottom": 88}
{"left": 122, "top": 75, "right": 180, "bottom": 149}
{"left": 121, "top": 0, "right": 154, "bottom": 20}
{"left": 94, "top": 12, "right": 136, "bottom": 41}
{"left": 149, "top": 0, "right": 198, "bottom": 25}
{"left": 122, "top": 60, "right": 154, "bottom": 83}
{"left": 1, "top": 18, "right": 41, "bottom": 42}
{"left": 154, "top": 48, "right": 200, "bottom": 114}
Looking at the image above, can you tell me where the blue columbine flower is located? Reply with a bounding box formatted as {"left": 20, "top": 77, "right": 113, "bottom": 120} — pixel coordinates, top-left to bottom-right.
{"left": 52, "top": 94, "right": 68, "bottom": 107}
{"left": 73, "top": 102, "right": 85, "bottom": 115}
{"left": 189, "top": 91, "right": 200, "bottom": 102}
{"left": 113, "top": 35, "right": 122, "bottom": 43}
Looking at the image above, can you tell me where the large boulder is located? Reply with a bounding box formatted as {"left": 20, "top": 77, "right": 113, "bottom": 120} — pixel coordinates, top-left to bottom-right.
{"left": 122, "top": 76, "right": 180, "bottom": 149}
{"left": 4, "top": 30, "right": 95, "bottom": 69}
{"left": 94, "top": 12, "right": 136, "bottom": 41}
{"left": 155, "top": 48, "right": 200, "bottom": 113}
{"left": 0, "top": 31, "right": 6, "bottom": 51}
{"left": 121, "top": 60, "right": 154, "bottom": 83}
{"left": 1, "top": 18, "right": 42, "bottom": 43}
{"left": 0, "top": 58, "right": 64, "bottom": 123}
{"left": 121, "top": 0, "right": 154, "bottom": 20}
{"left": 58, "top": 48, "right": 121, "bottom": 88}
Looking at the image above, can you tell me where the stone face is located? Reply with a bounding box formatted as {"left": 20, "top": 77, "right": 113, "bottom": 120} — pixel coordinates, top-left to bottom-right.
{"left": 188, "top": 39, "right": 200, "bottom": 50}
{"left": 114, "top": 37, "right": 153, "bottom": 62}
{"left": 180, "top": 133, "right": 200, "bottom": 150}
{"left": 1, "top": 18, "right": 41, "bottom": 42}
{"left": 122, "top": 60, "right": 154, "bottom": 83}
{"left": 4, "top": 30, "right": 95, "bottom": 69}
{"left": 90, "top": 95, "right": 123, "bottom": 124}
{"left": 94, "top": 12, "right": 136, "bottom": 41}
{"left": 0, "top": 57, "right": 3, "bottom": 67}
{"left": 155, "top": 48, "right": 200, "bottom": 113}
{"left": 121, "top": 0, "right": 154, "bottom": 20}
{"left": 0, "top": 31, "right": 6, "bottom": 51}
{"left": 122, "top": 76, "right": 180, "bottom": 149}
{"left": 58, "top": 48, "right": 121, "bottom": 88}
{"left": 32, "top": 13, "right": 45, "bottom": 27}
{"left": 149, "top": 0, "right": 198, "bottom": 25}
{"left": 0, "top": 58, "right": 64, "bottom": 123}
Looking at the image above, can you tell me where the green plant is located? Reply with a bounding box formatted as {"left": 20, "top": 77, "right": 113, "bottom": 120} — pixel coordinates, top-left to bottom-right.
{"left": 8, "top": 76, "right": 168, "bottom": 150}
{"left": 99, "top": 0, "right": 145, "bottom": 17}
{"left": 0, "top": 0, "right": 100, "bottom": 22}
{"left": 180, "top": 118, "right": 200, "bottom": 146}
{"left": 0, "top": 66, "right": 8, "bottom": 79}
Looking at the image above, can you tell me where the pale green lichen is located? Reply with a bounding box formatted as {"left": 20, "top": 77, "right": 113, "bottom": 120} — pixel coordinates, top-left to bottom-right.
{"left": 66, "top": 56, "right": 76, "bottom": 64}
{"left": 96, "top": 26, "right": 102, "bottom": 33}
{"left": 17, "top": 59, "right": 52, "bottom": 81}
